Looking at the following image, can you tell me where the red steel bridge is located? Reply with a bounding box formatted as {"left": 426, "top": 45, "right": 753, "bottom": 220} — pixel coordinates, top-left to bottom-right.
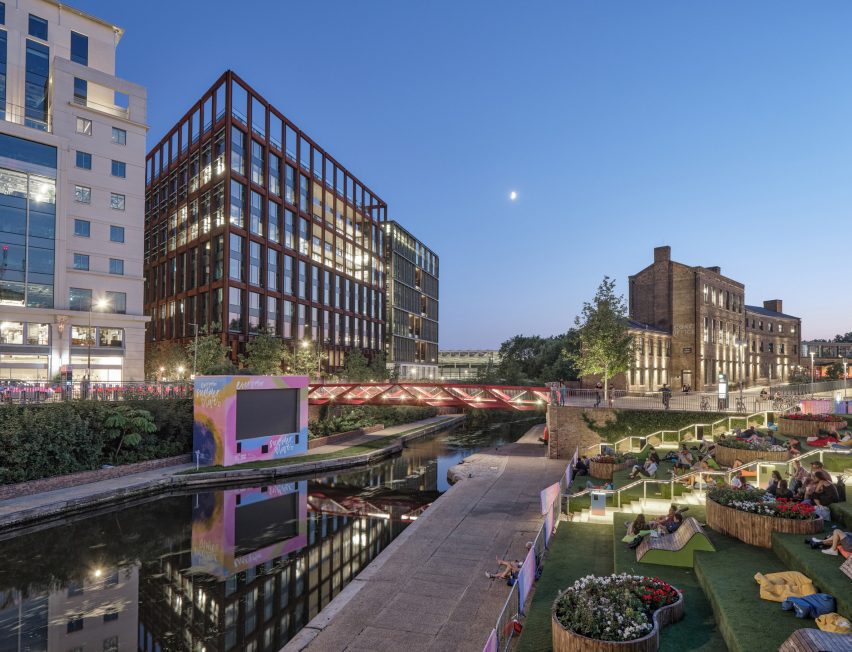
{"left": 308, "top": 382, "right": 550, "bottom": 410}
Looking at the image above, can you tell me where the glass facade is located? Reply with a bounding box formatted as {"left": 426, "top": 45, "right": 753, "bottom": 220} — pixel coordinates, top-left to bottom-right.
{"left": 144, "top": 72, "right": 387, "bottom": 372}
{"left": 24, "top": 39, "right": 49, "bottom": 130}
{"left": 0, "top": 136, "right": 56, "bottom": 307}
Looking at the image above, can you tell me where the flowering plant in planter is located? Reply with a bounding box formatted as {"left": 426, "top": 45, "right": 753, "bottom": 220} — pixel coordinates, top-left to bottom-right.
{"left": 590, "top": 452, "right": 635, "bottom": 464}
{"left": 783, "top": 414, "right": 846, "bottom": 423}
{"left": 708, "top": 488, "right": 818, "bottom": 520}
{"left": 552, "top": 573, "right": 681, "bottom": 642}
{"left": 716, "top": 438, "right": 787, "bottom": 452}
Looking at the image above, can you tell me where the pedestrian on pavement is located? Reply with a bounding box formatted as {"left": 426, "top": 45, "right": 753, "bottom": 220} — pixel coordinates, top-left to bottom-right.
{"left": 559, "top": 381, "right": 568, "bottom": 406}
{"left": 594, "top": 381, "right": 603, "bottom": 407}
{"left": 661, "top": 384, "right": 672, "bottom": 410}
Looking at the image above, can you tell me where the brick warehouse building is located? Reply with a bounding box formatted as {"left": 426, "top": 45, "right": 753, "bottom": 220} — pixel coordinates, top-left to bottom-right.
{"left": 143, "top": 71, "right": 389, "bottom": 372}
{"left": 621, "top": 246, "right": 801, "bottom": 392}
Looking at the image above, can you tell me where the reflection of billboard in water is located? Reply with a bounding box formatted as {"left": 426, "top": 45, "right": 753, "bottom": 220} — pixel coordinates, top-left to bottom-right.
{"left": 193, "top": 375, "right": 309, "bottom": 468}
{"left": 191, "top": 481, "right": 308, "bottom": 578}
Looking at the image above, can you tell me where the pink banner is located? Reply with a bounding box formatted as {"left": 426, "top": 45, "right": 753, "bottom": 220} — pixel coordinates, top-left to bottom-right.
{"left": 545, "top": 507, "right": 555, "bottom": 546}
{"left": 482, "top": 628, "right": 498, "bottom": 652}
{"left": 517, "top": 546, "right": 536, "bottom": 613}
{"left": 540, "top": 482, "right": 560, "bottom": 514}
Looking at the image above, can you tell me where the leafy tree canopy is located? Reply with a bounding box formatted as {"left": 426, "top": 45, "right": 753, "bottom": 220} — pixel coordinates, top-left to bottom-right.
{"left": 239, "top": 327, "right": 285, "bottom": 375}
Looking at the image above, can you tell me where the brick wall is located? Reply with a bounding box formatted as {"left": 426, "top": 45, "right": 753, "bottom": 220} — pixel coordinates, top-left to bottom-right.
{"left": 546, "top": 405, "right": 617, "bottom": 459}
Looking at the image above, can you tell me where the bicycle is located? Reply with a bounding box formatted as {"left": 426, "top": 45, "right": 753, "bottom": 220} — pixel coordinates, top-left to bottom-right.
{"left": 700, "top": 397, "right": 710, "bottom": 411}
{"left": 735, "top": 398, "right": 746, "bottom": 413}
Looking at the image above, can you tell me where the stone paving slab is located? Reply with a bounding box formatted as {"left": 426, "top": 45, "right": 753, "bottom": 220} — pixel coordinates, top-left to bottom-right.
{"left": 286, "top": 424, "right": 568, "bottom": 652}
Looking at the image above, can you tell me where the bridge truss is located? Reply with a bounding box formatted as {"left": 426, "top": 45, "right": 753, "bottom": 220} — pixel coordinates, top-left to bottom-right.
{"left": 307, "top": 383, "right": 549, "bottom": 410}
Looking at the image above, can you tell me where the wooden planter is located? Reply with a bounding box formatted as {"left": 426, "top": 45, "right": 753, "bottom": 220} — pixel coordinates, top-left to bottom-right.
{"left": 778, "top": 417, "right": 844, "bottom": 437}
{"left": 589, "top": 459, "right": 636, "bottom": 481}
{"left": 706, "top": 498, "right": 823, "bottom": 549}
{"left": 552, "top": 593, "right": 684, "bottom": 652}
{"left": 714, "top": 444, "right": 790, "bottom": 468}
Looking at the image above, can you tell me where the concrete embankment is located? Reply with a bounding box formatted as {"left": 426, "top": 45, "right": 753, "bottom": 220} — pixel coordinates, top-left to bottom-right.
{"left": 0, "top": 414, "right": 464, "bottom": 534}
{"left": 286, "top": 423, "right": 567, "bottom": 652}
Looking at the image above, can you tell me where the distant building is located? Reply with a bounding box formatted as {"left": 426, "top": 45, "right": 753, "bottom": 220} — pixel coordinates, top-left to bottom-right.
{"left": 801, "top": 339, "right": 852, "bottom": 379}
{"left": 0, "top": 0, "right": 148, "bottom": 381}
{"left": 438, "top": 350, "right": 501, "bottom": 381}
{"left": 606, "top": 246, "right": 802, "bottom": 392}
{"left": 384, "top": 221, "right": 438, "bottom": 380}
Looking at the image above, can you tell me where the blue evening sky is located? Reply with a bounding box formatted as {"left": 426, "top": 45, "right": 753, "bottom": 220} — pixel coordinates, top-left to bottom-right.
{"left": 79, "top": 0, "right": 852, "bottom": 347}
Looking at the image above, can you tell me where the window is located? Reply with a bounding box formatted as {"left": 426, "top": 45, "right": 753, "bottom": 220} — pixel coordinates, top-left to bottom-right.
{"left": 231, "top": 127, "right": 245, "bottom": 175}
{"left": 75, "top": 151, "right": 91, "bottom": 169}
{"left": 267, "top": 249, "right": 278, "bottom": 291}
{"left": 251, "top": 140, "right": 264, "bottom": 186}
{"left": 103, "top": 636, "right": 118, "bottom": 652}
{"left": 75, "top": 185, "right": 91, "bottom": 203}
{"left": 230, "top": 180, "right": 245, "bottom": 227}
{"left": 69, "top": 287, "right": 92, "bottom": 311}
{"left": 269, "top": 153, "right": 280, "bottom": 196}
{"left": 228, "top": 287, "right": 242, "bottom": 332}
{"left": 250, "top": 191, "right": 262, "bottom": 236}
{"left": 249, "top": 241, "right": 261, "bottom": 285}
{"left": 74, "top": 219, "right": 90, "bottom": 237}
{"left": 111, "top": 127, "right": 126, "bottom": 145}
{"left": 109, "top": 258, "right": 124, "bottom": 275}
{"left": 76, "top": 117, "right": 92, "bottom": 135}
{"left": 70, "top": 31, "right": 88, "bottom": 66}
{"left": 110, "top": 225, "right": 124, "bottom": 242}
{"left": 72, "top": 253, "right": 89, "bottom": 270}
{"left": 0, "top": 321, "right": 22, "bottom": 344}
{"left": 248, "top": 291, "right": 261, "bottom": 332}
{"left": 110, "top": 193, "right": 125, "bottom": 210}
{"left": 99, "top": 328, "right": 123, "bottom": 347}
{"left": 25, "top": 40, "right": 50, "bottom": 130}
{"left": 66, "top": 616, "right": 84, "bottom": 634}
{"left": 74, "top": 77, "right": 87, "bottom": 104}
{"left": 0, "top": 3, "right": 4, "bottom": 24}
{"left": 229, "top": 234, "right": 243, "bottom": 280}
{"left": 28, "top": 14, "right": 48, "bottom": 39}
{"left": 111, "top": 160, "right": 126, "bottom": 178}
{"left": 102, "top": 611, "right": 118, "bottom": 623}
{"left": 105, "top": 291, "right": 126, "bottom": 314}
{"left": 26, "top": 323, "right": 49, "bottom": 345}
{"left": 268, "top": 201, "right": 279, "bottom": 243}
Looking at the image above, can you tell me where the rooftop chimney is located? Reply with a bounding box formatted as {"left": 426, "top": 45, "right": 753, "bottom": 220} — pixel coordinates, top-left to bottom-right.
{"left": 763, "top": 299, "right": 783, "bottom": 314}
{"left": 706, "top": 266, "right": 721, "bottom": 274}
{"left": 654, "top": 246, "right": 671, "bottom": 263}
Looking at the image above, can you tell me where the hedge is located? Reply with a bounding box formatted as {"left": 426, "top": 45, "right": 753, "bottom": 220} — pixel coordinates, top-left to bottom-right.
{"left": 583, "top": 410, "right": 733, "bottom": 443}
{"left": 0, "top": 399, "right": 193, "bottom": 484}
{"left": 308, "top": 405, "right": 438, "bottom": 438}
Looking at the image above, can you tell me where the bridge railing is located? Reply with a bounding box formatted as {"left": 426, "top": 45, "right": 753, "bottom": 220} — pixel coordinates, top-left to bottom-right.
{"left": 0, "top": 381, "right": 193, "bottom": 404}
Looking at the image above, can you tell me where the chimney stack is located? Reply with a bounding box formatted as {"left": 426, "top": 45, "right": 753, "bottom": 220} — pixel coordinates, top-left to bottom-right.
{"left": 763, "top": 299, "right": 783, "bottom": 314}
{"left": 654, "top": 246, "right": 671, "bottom": 263}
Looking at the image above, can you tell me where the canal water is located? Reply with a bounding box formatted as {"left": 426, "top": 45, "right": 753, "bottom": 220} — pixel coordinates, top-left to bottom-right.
{"left": 0, "top": 416, "right": 539, "bottom": 652}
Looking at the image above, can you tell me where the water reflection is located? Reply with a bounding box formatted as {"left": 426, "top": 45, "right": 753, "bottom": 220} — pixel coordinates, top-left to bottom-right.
{"left": 0, "top": 417, "right": 538, "bottom": 651}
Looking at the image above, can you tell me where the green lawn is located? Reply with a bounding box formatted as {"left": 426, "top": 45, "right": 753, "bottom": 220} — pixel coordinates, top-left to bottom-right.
{"left": 514, "top": 523, "right": 614, "bottom": 652}
{"left": 180, "top": 424, "right": 429, "bottom": 474}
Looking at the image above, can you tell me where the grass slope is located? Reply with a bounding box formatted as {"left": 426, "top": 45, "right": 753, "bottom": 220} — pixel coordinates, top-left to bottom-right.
{"left": 612, "top": 511, "right": 725, "bottom": 652}
{"left": 514, "top": 523, "right": 613, "bottom": 652}
{"left": 693, "top": 530, "right": 808, "bottom": 652}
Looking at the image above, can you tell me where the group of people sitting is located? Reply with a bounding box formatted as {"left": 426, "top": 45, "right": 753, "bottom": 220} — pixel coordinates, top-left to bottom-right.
{"left": 624, "top": 505, "right": 689, "bottom": 548}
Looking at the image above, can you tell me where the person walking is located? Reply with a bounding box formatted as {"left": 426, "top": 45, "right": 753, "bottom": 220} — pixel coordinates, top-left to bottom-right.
{"left": 559, "top": 381, "right": 568, "bottom": 406}
{"left": 661, "top": 384, "right": 672, "bottom": 410}
{"left": 594, "top": 381, "right": 603, "bottom": 407}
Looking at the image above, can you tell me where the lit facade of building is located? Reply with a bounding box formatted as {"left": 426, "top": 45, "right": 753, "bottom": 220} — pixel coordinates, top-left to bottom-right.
{"left": 438, "top": 349, "right": 501, "bottom": 381}
{"left": 623, "top": 246, "right": 801, "bottom": 392}
{"left": 801, "top": 339, "right": 851, "bottom": 379}
{"left": 384, "top": 221, "right": 438, "bottom": 380}
{"left": 143, "top": 71, "right": 387, "bottom": 372}
{"left": 0, "top": 0, "right": 147, "bottom": 381}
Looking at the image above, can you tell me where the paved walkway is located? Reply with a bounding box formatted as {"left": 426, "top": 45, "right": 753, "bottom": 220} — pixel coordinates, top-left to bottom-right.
{"left": 286, "top": 424, "right": 568, "bottom": 652}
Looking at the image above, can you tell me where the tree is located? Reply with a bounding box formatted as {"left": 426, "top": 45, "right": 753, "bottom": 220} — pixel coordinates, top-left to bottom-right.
{"left": 239, "top": 327, "right": 285, "bottom": 375}
{"left": 282, "top": 341, "right": 326, "bottom": 378}
{"left": 103, "top": 405, "right": 157, "bottom": 461}
{"left": 570, "top": 276, "right": 634, "bottom": 399}
{"left": 340, "top": 349, "right": 372, "bottom": 381}
{"left": 497, "top": 333, "right": 579, "bottom": 385}
{"left": 834, "top": 333, "right": 852, "bottom": 343}
{"left": 186, "top": 324, "right": 235, "bottom": 375}
{"left": 145, "top": 341, "right": 189, "bottom": 380}
{"left": 368, "top": 353, "right": 392, "bottom": 382}
{"left": 826, "top": 361, "right": 845, "bottom": 380}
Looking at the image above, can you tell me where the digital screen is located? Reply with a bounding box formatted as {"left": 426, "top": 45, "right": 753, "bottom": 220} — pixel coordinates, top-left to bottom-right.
{"left": 235, "top": 388, "right": 299, "bottom": 440}
{"left": 234, "top": 492, "right": 299, "bottom": 556}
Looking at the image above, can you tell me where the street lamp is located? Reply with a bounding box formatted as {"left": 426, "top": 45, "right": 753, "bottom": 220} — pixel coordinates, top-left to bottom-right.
{"left": 177, "top": 365, "right": 185, "bottom": 379}
{"left": 735, "top": 338, "right": 745, "bottom": 403}
{"left": 810, "top": 352, "right": 815, "bottom": 396}
{"left": 87, "top": 297, "right": 110, "bottom": 384}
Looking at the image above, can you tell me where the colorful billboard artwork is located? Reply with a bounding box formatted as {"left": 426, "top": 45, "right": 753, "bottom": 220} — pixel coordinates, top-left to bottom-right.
{"left": 193, "top": 375, "right": 309, "bottom": 468}
{"left": 191, "top": 481, "right": 308, "bottom": 579}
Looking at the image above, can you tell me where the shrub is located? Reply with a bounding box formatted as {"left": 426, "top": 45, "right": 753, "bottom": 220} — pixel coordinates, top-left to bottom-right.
{"left": 716, "top": 438, "right": 787, "bottom": 452}
{"left": 590, "top": 452, "right": 635, "bottom": 464}
{"left": 708, "top": 487, "right": 818, "bottom": 520}
{"left": 583, "top": 410, "right": 730, "bottom": 443}
{"left": 308, "top": 405, "right": 438, "bottom": 438}
{"left": 783, "top": 414, "right": 846, "bottom": 423}
{"left": 0, "top": 399, "right": 193, "bottom": 484}
{"left": 553, "top": 574, "right": 680, "bottom": 642}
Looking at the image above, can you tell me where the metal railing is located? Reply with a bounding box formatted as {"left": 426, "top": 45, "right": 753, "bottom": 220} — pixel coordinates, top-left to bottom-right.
{"left": 0, "top": 381, "right": 193, "bottom": 404}
{"left": 567, "top": 438, "right": 852, "bottom": 513}
{"left": 1, "top": 101, "right": 52, "bottom": 132}
{"left": 551, "top": 388, "right": 767, "bottom": 413}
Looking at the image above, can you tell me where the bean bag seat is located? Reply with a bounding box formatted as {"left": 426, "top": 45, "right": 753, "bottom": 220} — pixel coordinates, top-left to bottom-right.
{"left": 816, "top": 613, "right": 852, "bottom": 634}
{"left": 807, "top": 436, "right": 839, "bottom": 447}
{"left": 754, "top": 571, "right": 817, "bottom": 602}
{"left": 782, "top": 594, "right": 837, "bottom": 619}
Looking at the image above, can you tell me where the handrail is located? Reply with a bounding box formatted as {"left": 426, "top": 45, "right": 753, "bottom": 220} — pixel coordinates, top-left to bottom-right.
{"left": 567, "top": 443, "right": 852, "bottom": 510}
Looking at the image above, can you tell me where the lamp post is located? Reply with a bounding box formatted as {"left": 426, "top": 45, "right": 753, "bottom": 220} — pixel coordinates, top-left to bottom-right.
{"left": 810, "top": 351, "right": 815, "bottom": 396}
{"left": 87, "top": 298, "right": 110, "bottom": 384}
{"left": 189, "top": 322, "right": 199, "bottom": 378}
{"left": 735, "top": 338, "right": 745, "bottom": 402}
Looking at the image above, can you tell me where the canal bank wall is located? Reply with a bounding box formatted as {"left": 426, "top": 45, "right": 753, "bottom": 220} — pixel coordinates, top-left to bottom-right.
{"left": 0, "top": 414, "right": 465, "bottom": 534}
{"left": 286, "top": 423, "right": 569, "bottom": 652}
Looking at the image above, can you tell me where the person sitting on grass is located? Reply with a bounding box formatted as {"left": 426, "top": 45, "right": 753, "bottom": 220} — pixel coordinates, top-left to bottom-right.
{"left": 585, "top": 480, "right": 614, "bottom": 490}
{"left": 789, "top": 459, "right": 808, "bottom": 495}
{"left": 627, "top": 513, "right": 648, "bottom": 537}
{"left": 629, "top": 457, "right": 658, "bottom": 479}
{"left": 574, "top": 455, "right": 590, "bottom": 476}
{"left": 673, "top": 445, "right": 694, "bottom": 471}
{"left": 786, "top": 438, "right": 802, "bottom": 455}
{"left": 647, "top": 447, "right": 661, "bottom": 465}
{"left": 803, "top": 469, "right": 838, "bottom": 507}
{"left": 652, "top": 505, "right": 687, "bottom": 535}
{"left": 808, "top": 529, "right": 852, "bottom": 556}
{"left": 731, "top": 470, "right": 751, "bottom": 490}
{"left": 830, "top": 432, "right": 852, "bottom": 449}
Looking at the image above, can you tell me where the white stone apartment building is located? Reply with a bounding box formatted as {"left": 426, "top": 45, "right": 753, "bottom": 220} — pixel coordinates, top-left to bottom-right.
{"left": 0, "top": 0, "right": 147, "bottom": 381}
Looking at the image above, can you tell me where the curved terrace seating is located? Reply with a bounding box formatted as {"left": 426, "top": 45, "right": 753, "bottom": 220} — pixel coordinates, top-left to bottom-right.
{"left": 635, "top": 516, "right": 715, "bottom": 567}
{"left": 779, "top": 628, "right": 852, "bottom": 652}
